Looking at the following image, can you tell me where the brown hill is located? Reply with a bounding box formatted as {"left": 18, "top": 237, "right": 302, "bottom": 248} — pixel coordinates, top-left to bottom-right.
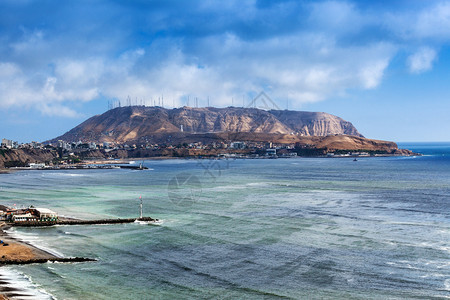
{"left": 0, "top": 149, "right": 58, "bottom": 169}
{"left": 50, "top": 106, "right": 363, "bottom": 144}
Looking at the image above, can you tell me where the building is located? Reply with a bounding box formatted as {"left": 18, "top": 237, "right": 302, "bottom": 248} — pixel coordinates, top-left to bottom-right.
{"left": 12, "top": 213, "right": 38, "bottom": 222}
{"left": 1, "top": 138, "right": 16, "bottom": 149}
{"left": 230, "top": 142, "right": 246, "bottom": 149}
{"left": 31, "top": 141, "right": 43, "bottom": 149}
{"left": 31, "top": 208, "right": 58, "bottom": 221}
{"left": 266, "top": 148, "right": 277, "bottom": 156}
{"left": 1, "top": 206, "right": 58, "bottom": 223}
{"left": 58, "top": 140, "right": 72, "bottom": 150}
{"left": 29, "top": 163, "right": 46, "bottom": 169}
{"left": 0, "top": 210, "right": 6, "bottom": 221}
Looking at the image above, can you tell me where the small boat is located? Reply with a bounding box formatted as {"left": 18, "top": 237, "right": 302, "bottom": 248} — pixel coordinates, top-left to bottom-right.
{"left": 353, "top": 158, "right": 358, "bottom": 161}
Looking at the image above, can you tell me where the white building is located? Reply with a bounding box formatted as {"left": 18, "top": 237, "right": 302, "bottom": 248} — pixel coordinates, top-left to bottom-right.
{"left": 29, "top": 163, "right": 46, "bottom": 169}
{"left": 230, "top": 142, "right": 246, "bottom": 149}
{"left": 31, "top": 208, "right": 58, "bottom": 221}
{"left": 1, "top": 138, "right": 13, "bottom": 148}
{"left": 266, "top": 148, "right": 277, "bottom": 156}
{"left": 12, "top": 213, "right": 37, "bottom": 222}
{"left": 58, "top": 140, "right": 72, "bottom": 150}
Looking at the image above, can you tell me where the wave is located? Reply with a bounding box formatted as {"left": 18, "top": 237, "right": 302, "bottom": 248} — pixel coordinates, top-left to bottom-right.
{"left": 55, "top": 229, "right": 90, "bottom": 238}
{"left": 0, "top": 267, "right": 56, "bottom": 300}
{"left": 41, "top": 173, "right": 87, "bottom": 177}
{"left": 134, "top": 219, "right": 164, "bottom": 226}
{"left": 4, "top": 228, "right": 64, "bottom": 258}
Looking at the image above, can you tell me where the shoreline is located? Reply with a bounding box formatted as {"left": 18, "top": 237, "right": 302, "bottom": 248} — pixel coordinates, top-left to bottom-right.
{"left": 0, "top": 223, "right": 58, "bottom": 300}
{"left": 0, "top": 153, "right": 422, "bottom": 174}
{"left": 0, "top": 222, "right": 96, "bottom": 299}
{"left": 0, "top": 223, "right": 60, "bottom": 263}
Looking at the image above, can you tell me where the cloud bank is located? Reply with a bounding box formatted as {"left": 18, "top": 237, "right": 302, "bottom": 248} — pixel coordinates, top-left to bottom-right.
{"left": 0, "top": 0, "right": 448, "bottom": 116}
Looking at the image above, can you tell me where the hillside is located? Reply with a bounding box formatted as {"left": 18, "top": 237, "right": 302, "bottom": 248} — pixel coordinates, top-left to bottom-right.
{"left": 0, "top": 149, "right": 58, "bottom": 169}
{"left": 51, "top": 106, "right": 363, "bottom": 144}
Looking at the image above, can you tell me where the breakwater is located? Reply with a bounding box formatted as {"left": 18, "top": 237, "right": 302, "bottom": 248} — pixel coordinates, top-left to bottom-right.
{"left": 11, "top": 217, "right": 157, "bottom": 227}
{"left": 0, "top": 257, "right": 97, "bottom": 265}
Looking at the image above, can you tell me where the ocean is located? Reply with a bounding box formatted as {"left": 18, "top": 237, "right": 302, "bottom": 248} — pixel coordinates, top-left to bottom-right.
{"left": 0, "top": 143, "right": 449, "bottom": 299}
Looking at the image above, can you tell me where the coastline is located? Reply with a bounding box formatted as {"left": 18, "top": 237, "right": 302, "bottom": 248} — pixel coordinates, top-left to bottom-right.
{"left": 0, "top": 223, "right": 59, "bottom": 263}
{"left": 0, "top": 223, "right": 58, "bottom": 300}
{"left": 0, "top": 152, "right": 422, "bottom": 173}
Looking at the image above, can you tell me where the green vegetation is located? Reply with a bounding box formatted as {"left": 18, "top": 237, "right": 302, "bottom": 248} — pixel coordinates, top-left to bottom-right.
{"left": 0, "top": 149, "right": 10, "bottom": 157}
{"left": 295, "top": 148, "right": 327, "bottom": 157}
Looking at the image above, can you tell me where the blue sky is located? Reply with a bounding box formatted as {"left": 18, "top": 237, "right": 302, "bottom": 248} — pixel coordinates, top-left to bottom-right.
{"left": 1, "top": 0, "right": 449, "bottom": 143}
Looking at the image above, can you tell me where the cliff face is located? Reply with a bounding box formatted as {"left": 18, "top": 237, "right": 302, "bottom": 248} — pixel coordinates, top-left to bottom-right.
{"left": 51, "top": 106, "right": 363, "bottom": 144}
{"left": 169, "top": 107, "right": 292, "bottom": 134}
{"left": 269, "top": 110, "right": 362, "bottom": 137}
{"left": 0, "top": 149, "right": 58, "bottom": 168}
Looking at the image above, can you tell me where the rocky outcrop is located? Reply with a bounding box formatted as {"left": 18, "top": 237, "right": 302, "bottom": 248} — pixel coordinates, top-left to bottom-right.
{"left": 50, "top": 106, "right": 363, "bottom": 144}
{"left": 269, "top": 110, "right": 362, "bottom": 137}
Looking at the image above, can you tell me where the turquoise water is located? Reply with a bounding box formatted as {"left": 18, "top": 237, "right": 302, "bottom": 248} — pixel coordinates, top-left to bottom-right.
{"left": 1, "top": 144, "right": 449, "bottom": 299}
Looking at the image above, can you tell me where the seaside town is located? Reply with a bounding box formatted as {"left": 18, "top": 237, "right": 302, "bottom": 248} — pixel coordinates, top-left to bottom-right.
{"left": 1, "top": 136, "right": 383, "bottom": 171}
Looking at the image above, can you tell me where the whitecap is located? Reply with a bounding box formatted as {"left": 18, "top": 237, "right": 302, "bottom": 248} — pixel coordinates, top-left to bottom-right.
{"left": 0, "top": 267, "right": 56, "bottom": 300}
{"left": 4, "top": 228, "right": 64, "bottom": 258}
{"left": 444, "top": 279, "right": 450, "bottom": 291}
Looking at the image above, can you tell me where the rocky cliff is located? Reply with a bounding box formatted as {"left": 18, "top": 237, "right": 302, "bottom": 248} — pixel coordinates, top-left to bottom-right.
{"left": 269, "top": 110, "right": 361, "bottom": 137}
{"left": 51, "top": 106, "right": 363, "bottom": 144}
{"left": 0, "top": 149, "right": 58, "bottom": 169}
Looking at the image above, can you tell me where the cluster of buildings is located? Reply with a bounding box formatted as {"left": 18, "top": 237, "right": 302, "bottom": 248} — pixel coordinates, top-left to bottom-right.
{"left": 1, "top": 138, "right": 18, "bottom": 149}
{"left": 1, "top": 138, "right": 44, "bottom": 150}
{"left": 56, "top": 140, "right": 98, "bottom": 151}
{"left": 0, "top": 206, "right": 58, "bottom": 223}
{"left": 326, "top": 151, "right": 370, "bottom": 157}
{"left": 51, "top": 139, "right": 298, "bottom": 158}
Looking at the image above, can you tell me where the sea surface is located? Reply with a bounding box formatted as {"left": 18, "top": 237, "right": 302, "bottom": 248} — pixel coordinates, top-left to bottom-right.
{"left": 0, "top": 143, "right": 449, "bottom": 299}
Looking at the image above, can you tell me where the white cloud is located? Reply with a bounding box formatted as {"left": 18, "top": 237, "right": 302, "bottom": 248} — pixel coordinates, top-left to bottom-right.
{"left": 40, "top": 104, "right": 80, "bottom": 118}
{"left": 385, "top": 2, "right": 450, "bottom": 42}
{"left": 407, "top": 47, "right": 437, "bottom": 74}
{"left": 1, "top": 0, "right": 449, "bottom": 116}
{"left": 309, "top": 0, "right": 364, "bottom": 36}
{"left": 359, "top": 58, "right": 391, "bottom": 89}
{"left": 0, "top": 32, "right": 396, "bottom": 113}
{"left": 415, "top": 2, "right": 450, "bottom": 40}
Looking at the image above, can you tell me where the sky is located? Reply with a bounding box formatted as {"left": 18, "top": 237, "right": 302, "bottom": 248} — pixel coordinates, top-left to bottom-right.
{"left": 1, "top": 0, "right": 450, "bottom": 143}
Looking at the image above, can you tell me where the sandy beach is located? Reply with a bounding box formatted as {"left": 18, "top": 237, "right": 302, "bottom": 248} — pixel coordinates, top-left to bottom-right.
{"left": 0, "top": 223, "right": 58, "bottom": 299}
{"left": 0, "top": 224, "right": 58, "bottom": 263}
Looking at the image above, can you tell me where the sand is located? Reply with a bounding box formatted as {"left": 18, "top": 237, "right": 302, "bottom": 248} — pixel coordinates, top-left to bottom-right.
{"left": 0, "top": 224, "right": 58, "bottom": 300}
{"left": 0, "top": 239, "right": 55, "bottom": 262}
{"left": 0, "top": 224, "right": 58, "bottom": 263}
